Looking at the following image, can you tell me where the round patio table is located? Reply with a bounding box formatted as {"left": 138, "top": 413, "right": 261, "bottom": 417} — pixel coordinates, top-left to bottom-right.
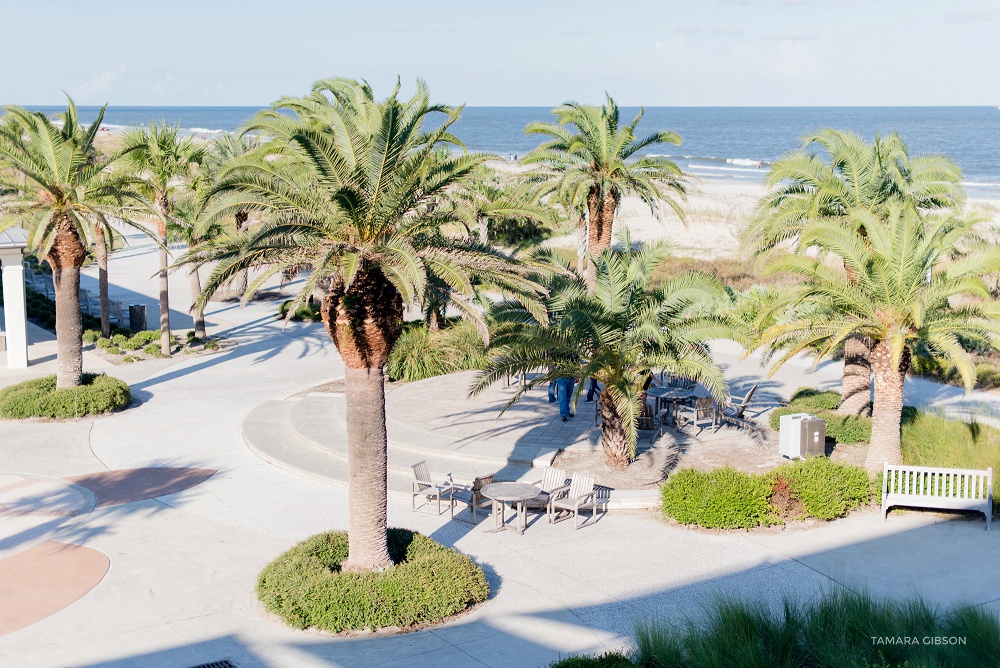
{"left": 645, "top": 387, "right": 696, "bottom": 425}
{"left": 481, "top": 482, "right": 540, "bottom": 534}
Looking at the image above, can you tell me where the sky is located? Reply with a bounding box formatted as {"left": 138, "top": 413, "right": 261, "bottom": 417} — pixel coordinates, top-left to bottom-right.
{"left": 2, "top": 0, "right": 998, "bottom": 107}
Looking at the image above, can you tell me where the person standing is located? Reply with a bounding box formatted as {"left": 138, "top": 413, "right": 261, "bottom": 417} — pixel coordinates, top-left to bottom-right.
{"left": 584, "top": 378, "right": 600, "bottom": 402}
{"left": 556, "top": 376, "right": 576, "bottom": 421}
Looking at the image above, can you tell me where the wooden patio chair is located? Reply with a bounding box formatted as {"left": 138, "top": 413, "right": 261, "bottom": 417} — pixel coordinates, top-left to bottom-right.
{"left": 677, "top": 396, "right": 715, "bottom": 435}
{"left": 715, "top": 384, "right": 758, "bottom": 432}
{"left": 524, "top": 466, "right": 568, "bottom": 513}
{"left": 108, "top": 301, "right": 129, "bottom": 327}
{"left": 548, "top": 473, "right": 600, "bottom": 529}
{"left": 450, "top": 473, "right": 495, "bottom": 524}
{"left": 410, "top": 461, "right": 453, "bottom": 514}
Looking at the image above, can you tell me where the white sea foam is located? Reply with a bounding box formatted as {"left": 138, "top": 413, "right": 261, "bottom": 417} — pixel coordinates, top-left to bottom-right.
{"left": 188, "top": 127, "right": 226, "bottom": 134}
{"left": 688, "top": 164, "right": 762, "bottom": 174}
{"left": 726, "top": 158, "right": 760, "bottom": 166}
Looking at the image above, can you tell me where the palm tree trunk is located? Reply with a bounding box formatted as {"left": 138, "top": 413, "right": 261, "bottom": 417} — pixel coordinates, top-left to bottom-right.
{"left": 585, "top": 189, "right": 618, "bottom": 292}
{"left": 599, "top": 391, "right": 633, "bottom": 469}
{"left": 865, "top": 340, "right": 909, "bottom": 472}
{"left": 94, "top": 227, "right": 111, "bottom": 338}
{"left": 156, "top": 194, "right": 171, "bottom": 356}
{"left": 478, "top": 216, "right": 488, "bottom": 245}
{"left": 47, "top": 222, "right": 87, "bottom": 389}
{"left": 231, "top": 210, "right": 250, "bottom": 299}
{"left": 188, "top": 264, "right": 206, "bottom": 340}
{"left": 576, "top": 213, "right": 587, "bottom": 278}
{"left": 321, "top": 266, "right": 404, "bottom": 572}
{"left": 343, "top": 365, "right": 392, "bottom": 572}
{"left": 839, "top": 336, "right": 872, "bottom": 416}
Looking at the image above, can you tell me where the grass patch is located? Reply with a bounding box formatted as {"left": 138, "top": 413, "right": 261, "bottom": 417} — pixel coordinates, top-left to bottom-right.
{"left": 911, "top": 353, "right": 1000, "bottom": 391}
{"left": 278, "top": 298, "right": 323, "bottom": 322}
{"left": 651, "top": 255, "right": 799, "bottom": 291}
{"left": 0, "top": 373, "right": 131, "bottom": 419}
{"left": 386, "top": 319, "right": 488, "bottom": 382}
{"left": 257, "top": 528, "right": 489, "bottom": 633}
{"left": 557, "top": 589, "right": 1000, "bottom": 667}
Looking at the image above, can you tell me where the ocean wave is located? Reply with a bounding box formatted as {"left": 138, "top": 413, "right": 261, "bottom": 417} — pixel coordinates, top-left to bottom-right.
{"left": 963, "top": 181, "right": 1000, "bottom": 188}
{"left": 726, "top": 158, "right": 760, "bottom": 166}
{"left": 187, "top": 127, "right": 227, "bottom": 134}
{"left": 688, "top": 163, "right": 764, "bottom": 174}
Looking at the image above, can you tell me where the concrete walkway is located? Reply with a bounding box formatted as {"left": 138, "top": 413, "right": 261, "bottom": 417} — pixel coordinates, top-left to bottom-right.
{"left": 1, "top": 232, "right": 999, "bottom": 667}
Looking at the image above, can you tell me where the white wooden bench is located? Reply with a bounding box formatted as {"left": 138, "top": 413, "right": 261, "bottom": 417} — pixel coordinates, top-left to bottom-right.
{"left": 882, "top": 463, "right": 992, "bottom": 530}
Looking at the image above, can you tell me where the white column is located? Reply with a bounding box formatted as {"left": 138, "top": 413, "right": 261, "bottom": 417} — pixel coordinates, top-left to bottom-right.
{"left": 0, "top": 250, "right": 28, "bottom": 368}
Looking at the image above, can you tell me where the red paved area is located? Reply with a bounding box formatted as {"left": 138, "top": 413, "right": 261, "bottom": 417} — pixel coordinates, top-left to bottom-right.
{"left": 64, "top": 468, "right": 217, "bottom": 508}
{"left": 0, "top": 541, "right": 109, "bottom": 636}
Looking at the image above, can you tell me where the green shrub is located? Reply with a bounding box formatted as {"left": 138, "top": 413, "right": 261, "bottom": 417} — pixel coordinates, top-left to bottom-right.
{"left": 787, "top": 387, "right": 841, "bottom": 412}
{"left": 911, "top": 353, "right": 1000, "bottom": 391}
{"left": 0, "top": 373, "right": 131, "bottom": 419}
{"left": 95, "top": 337, "right": 112, "bottom": 349}
{"left": 203, "top": 339, "right": 220, "bottom": 351}
{"left": 548, "top": 653, "right": 634, "bottom": 667}
{"left": 82, "top": 329, "right": 101, "bottom": 344}
{"left": 122, "top": 355, "right": 140, "bottom": 364}
{"left": 386, "top": 320, "right": 488, "bottom": 382}
{"left": 104, "top": 345, "right": 123, "bottom": 355}
{"left": 774, "top": 457, "right": 872, "bottom": 520}
{"left": 110, "top": 333, "right": 128, "bottom": 347}
{"left": 131, "top": 330, "right": 160, "bottom": 346}
{"left": 142, "top": 343, "right": 166, "bottom": 358}
{"left": 632, "top": 588, "right": 1000, "bottom": 668}
{"left": 661, "top": 467, "right": 778, "bottom": 530}
{"left": 278, "top": 298, "right": 322, "bottom": 322}
{"left": 257, "top": 529, "right": 489, "bottom": 633}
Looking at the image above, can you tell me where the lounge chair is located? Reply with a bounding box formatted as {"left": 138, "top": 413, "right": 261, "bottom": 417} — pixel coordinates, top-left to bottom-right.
{"left": 524, "top": 466, "right": 567, "bottom": 513}
{"left": 410, "top": 461, "right": 453, "bottom": 514}
{"left": 677, "top": 396, "right": 715, "bottom": 435}
{"left": 108, "top": 301, "right": 129, "bottom": 327}
{"left": 548, "top": 473, "right": 600, "bottom": 529}
{"left": 450, "top": 473, "right": 494, "bottom": 524}
{"left": 715, "top": 384, "right": 758, "bottom": 432}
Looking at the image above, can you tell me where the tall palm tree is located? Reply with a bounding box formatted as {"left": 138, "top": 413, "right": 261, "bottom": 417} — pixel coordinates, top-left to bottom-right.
{"left": 746, "top": 129, "right": 965, "bottom": 416}
{"left": 184, "top": 78, "right": 546, "bottom": 572}
{"left": 0, "top": 99, "right": 150, "bottom": 387}
{"left": 757, "top": 205, "right": 1000, "bottom": 471}
{"left": 168, "top": 196, "right": 224, "bottom": 340}
{"left": 121, "top": 124, "right": 205, "bottom": 355}
{"left": 474, "top": 231, "right": 729, "bottom": 469}
{"left": 523, "top": 95, "right": 686, "bottom": 291}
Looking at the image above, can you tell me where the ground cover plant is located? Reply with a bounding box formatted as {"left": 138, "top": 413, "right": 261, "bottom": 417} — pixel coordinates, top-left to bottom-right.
{"left": 256, "top": 528, "right": 489, "bottom": 633}
{"left": 0, "top": 373, "right": 131, "bottom": 419}
{"left": 660, "top": 457, "right": 874, "bottom": 529}
{"left": 550, "top": 588, "right": 1000, "bottom": 667}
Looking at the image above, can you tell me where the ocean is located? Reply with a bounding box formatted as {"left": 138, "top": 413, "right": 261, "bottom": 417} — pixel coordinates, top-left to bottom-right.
{"left": 25, "top": 105, "right": 1000, "bottom": 199}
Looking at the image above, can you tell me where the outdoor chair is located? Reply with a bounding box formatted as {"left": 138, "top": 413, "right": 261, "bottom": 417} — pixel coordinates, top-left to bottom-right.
{"left": 548, "top": 473, "right": 600, "bottom": 529}
{"left": 715, "top": 384, "right": 758, "bottom": 432}
{"left": 410, "top": 461, "right": 453, "bottom": 514}
{"left": 677, "top": 396, "right": 716, "bottom": 435}
{"left": 450, "top": 473, "right": 494, "bottom": 524}
{"left": 108, "top": 301, "right": 129, "bottom": 327}
{"left": 78, "top": 289, "right": 99, "bottom": 316}
{"left": 524, "top": 466, "right": 568, "bottom": 513}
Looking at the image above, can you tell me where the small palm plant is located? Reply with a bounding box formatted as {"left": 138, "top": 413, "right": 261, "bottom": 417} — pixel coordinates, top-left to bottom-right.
{"left": 756, "top": 205, "right": 1000, "bottom": 471}
{"left": 0, "top": 99, "right": 151, "bottom": 387}
{"left": 445, "top": 165, "right": 556, "bottom": 246}
{"left": 474, "top": 232, "right": 729, "bottom": 469}
{"left": 523, "top": 95, "right": 686, "bottom": 291}
{"left": 121, "top": 124, "right": 205, "bottom": 355}
{"left": 183, "top": 78, "right": 547, "bottom": 571}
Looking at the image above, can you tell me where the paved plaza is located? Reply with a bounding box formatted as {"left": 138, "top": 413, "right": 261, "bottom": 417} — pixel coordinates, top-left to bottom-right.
{"left": 1, "top": 231, "right": 1000, "bottom": 667}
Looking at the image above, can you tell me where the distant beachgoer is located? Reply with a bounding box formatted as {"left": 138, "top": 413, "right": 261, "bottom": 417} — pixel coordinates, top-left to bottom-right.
{"left": 556, "top": 377, "right": 576, "bottom": 421}
{"left": 756, "top": 161, "right": 762, "bottom": 169}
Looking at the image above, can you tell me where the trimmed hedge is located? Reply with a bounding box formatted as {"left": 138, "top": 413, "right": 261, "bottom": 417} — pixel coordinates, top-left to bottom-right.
{"left": 0, "top": 373, "right": 132, "bottom": 419}
{"left": 257, "top": 528, "right": 489, "bottom": 633}
{"left": 776, "top": 457, "right": 874, "bottom": 520}
{"left": 661, "top": 458, "right": 874, "bottom": 529}
{"left": 660, "top": 467, "right": 779, "bottom": 530}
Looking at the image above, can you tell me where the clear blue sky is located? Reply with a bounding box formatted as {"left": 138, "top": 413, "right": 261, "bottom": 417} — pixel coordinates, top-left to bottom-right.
{"left": 3, "top": 0, "right": 997, "bottom": 107}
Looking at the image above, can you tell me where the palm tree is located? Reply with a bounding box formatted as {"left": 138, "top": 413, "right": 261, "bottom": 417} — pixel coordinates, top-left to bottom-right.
{"left": 446, "top": 166, "right": 555, "bottom": 246}
{"left": 757, "top": 205, "right": 1000, "bottom": 472}
{"left": 121, "top": 124, "right": 205, "bottom": 355}
{"left": 184, "top": 78, "right": 546, "bottom": 572}
{"left": 0, "top": 99, "right": 150, "bottom": 387}
{"left": 474, "top": 232, "right": 729, "bottom": 469}
{"left": 523, "top": 95, "right": 686, "bottom": 291}
{"left": 168, "top": 196, "right": 224, "bottom": 340}
{"left": 746, "top": 129, "right": 965, "bottom": 416}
